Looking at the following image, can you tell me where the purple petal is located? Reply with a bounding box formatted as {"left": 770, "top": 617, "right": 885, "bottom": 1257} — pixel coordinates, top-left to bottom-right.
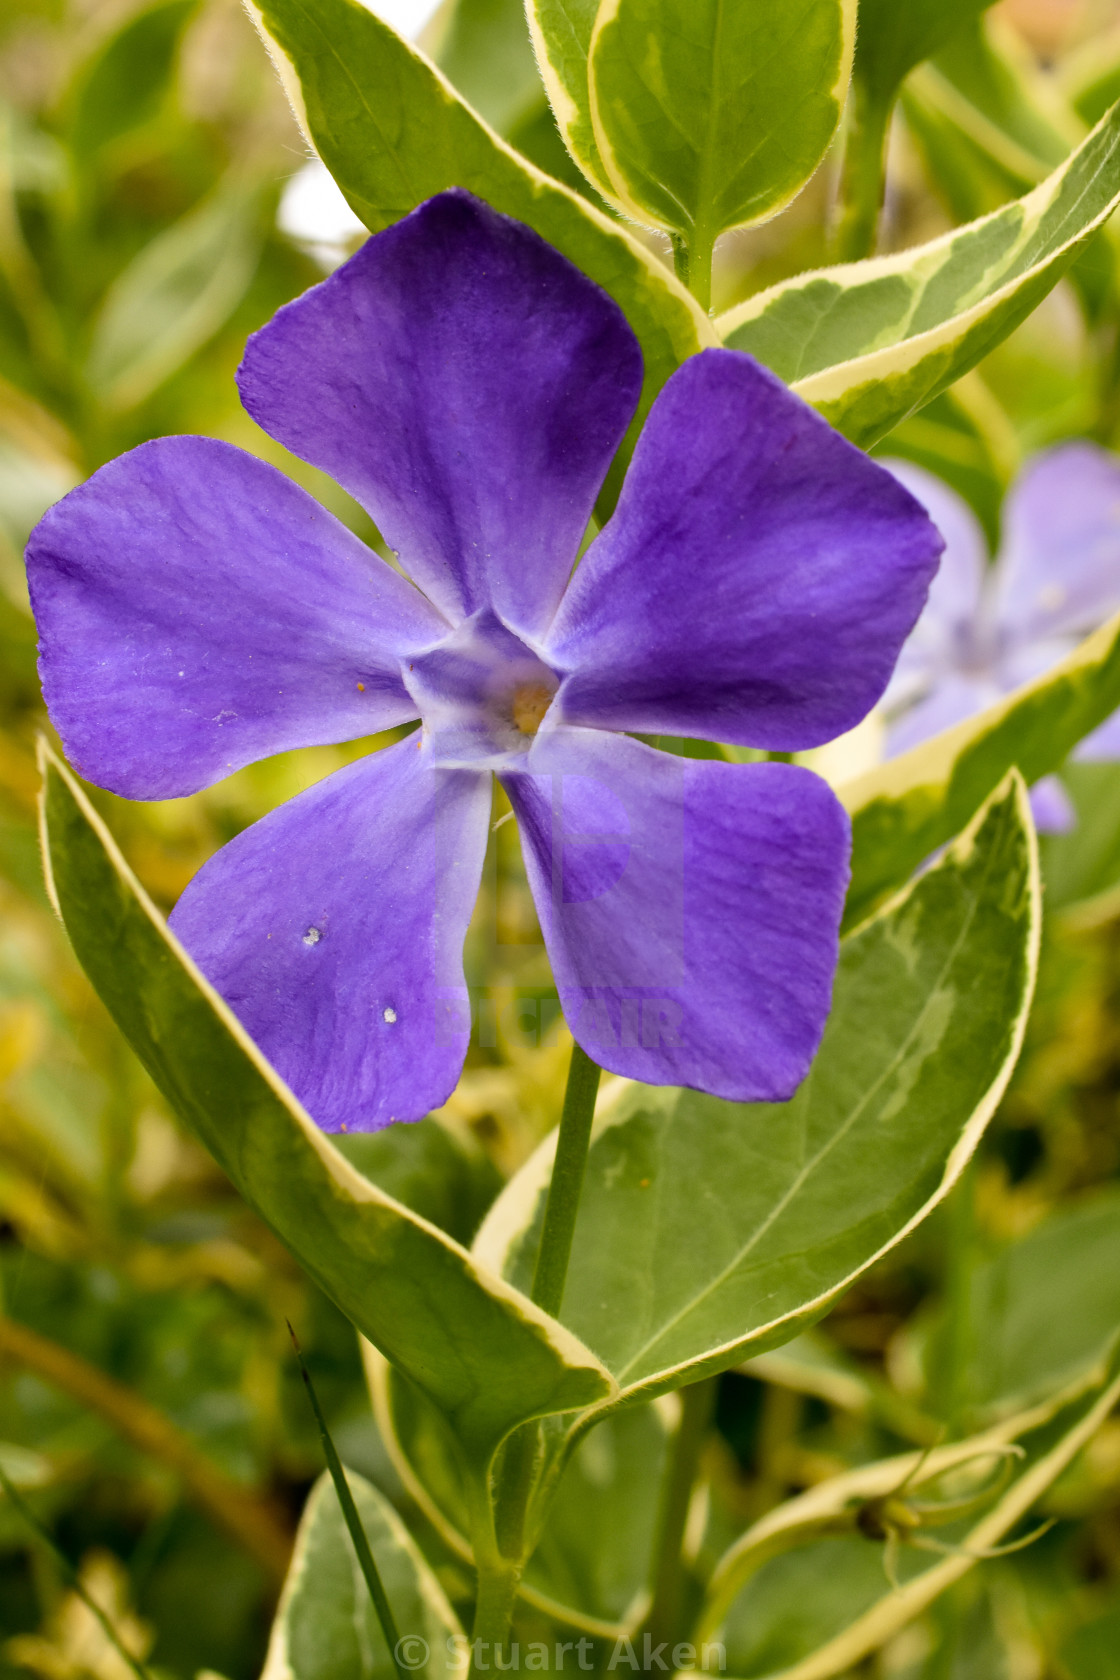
{"left": 1029, "top": 774, "right": 1075, "bottom": 833}
{"left": 877, "top": 459, "right": 990, "bottom": 711}
{"left": 995, "top": 633, "right": 1079, "bottom": 693}
{"left": 1074, "top": 705, "right": 1120, "bottom": 761}
{"left": 545, "top": 350, "right": 942, "bottom": 752}
{"left": 238, "top": 190, "right": 643, "bottom": 637}
{"left": 884, "top": 671, "right": 1000, "bottom": 758}
{"left": 504, "top": 728, "right": 850, "bottom": 1101}
{"left": 996, "top": 443, "right": 1120, "bottom": 643}
{"left": 27, "top": 437, "right": 445, "bottom": 799}
{"left": 169, "top": 738, "right": 490, "bottom": 1131}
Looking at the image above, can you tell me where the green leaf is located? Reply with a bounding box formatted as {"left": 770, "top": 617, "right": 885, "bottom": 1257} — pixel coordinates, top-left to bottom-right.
{"left": 586, "top": 0, "right": 854, "bottom": 242}
{"left": 86, "top": 178, "right": 264, "bottom": 413}
{"left": 262, "top": 1468, "right": 462, "bottom": 1680}
{"left": 525, "top": 0, "right": 611, "bottom": 197}
{"left": 1063, "top": 1602, "right": 1120, "bottom": 1680}
{"left": 900, "top": 80, "right": 1037, "bottom": 231}
{"left": 1040, "top": 763, "right": 1120, "bottom": 922}
{"left": 718, "top": 99, "right": 1120, "bottom": 449}
{"left": 851, "top": 0, "right": 997, "bottom": 116}
{"left": 744, "top": 1331, "right": 938, "bottom": 1442}
{"left": 1, "top": 99, "right": 66, "bottom": 195}
{"left": 1062, "top": 25, "right": 1120, "bottom": 129}
{"left": 335, "top": 1117, "right": 502, "bottom": 1248}
{"left": 698, "top": 1402, "right": 1092, "bottom": 1649}
{"left": 66, "top": 0, "right": 198, "bottom": 159}
{"left": 899, "top": 18, "right": 1118, "bottom": 327}
{"left": 251, "top": 0, "right": 712, "bottom": 487}
{"left": 368, "top": 1349, "right": 669, "bottom": 1634}
{"left": 37, "top": 745, "right": 613, "bottom": 1464}
{"left": 869, "top": 377, "right": 1011, "bottom": 554}
{"left": 720, "top": 1360, "right": 1120, "bottom": 1678}
{"left": 436, "top": 0, "right": 542, "bottom": 136}
{"left": 720, "top": 1537, "right": 914, "bottom": 1678}
{"left": 840, "top": 607, "right": 1120, "bottom": 930}
{"left": 832, "top": 0, "right": 1000, "bottom": 266}
{"left": 910, "top": 14, "right": 1077, "bottom": 190}
{"left": 475, "top": 774, "right": 1039, "bottom": 1411}
{"left": 0, "top": 436, "right": 77, "bottom": 603}
{"left": 922, "top": 1190, "right": 1120, "bottom": 1426}
{"left": 506, "top": 98, "right": 605, "bottom": 204}
{"left": 526, "top": 1398, "right": 668, "bottom": 1630}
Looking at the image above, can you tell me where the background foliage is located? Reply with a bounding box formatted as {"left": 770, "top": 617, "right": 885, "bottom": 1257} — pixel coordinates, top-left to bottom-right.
{"left": 8, "top": 0, "right": 1120, "bottom": 1676}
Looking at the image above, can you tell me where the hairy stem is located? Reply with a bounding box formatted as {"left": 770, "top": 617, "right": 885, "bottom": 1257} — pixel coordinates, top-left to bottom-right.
{"left": 830, "top": 78, "right": 892, "bottom": 263}
{"left": 468, "top": 1555, "right": 522, "bottom": 1680}
{"left": 531, "top": 1041, "right": 602, "bottom": 1319}
{"left": 645, "top": 1378, "right": 717, "bottom": 1651}
{"left": 670, "top": 233, "right": 691, "bottom": 291}
{"left": 670, "top": 229, "right": 714, "bottom": 314}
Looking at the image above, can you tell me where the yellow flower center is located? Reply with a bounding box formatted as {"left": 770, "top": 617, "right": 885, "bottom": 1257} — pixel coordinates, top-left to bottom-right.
{"left": 511, "top": 681, "right": 554, "bottom": 735}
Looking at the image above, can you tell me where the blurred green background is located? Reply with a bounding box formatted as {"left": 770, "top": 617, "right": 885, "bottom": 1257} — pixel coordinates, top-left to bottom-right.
{"left": 9, "top": 0, "right": 1120, "bottom": 1675}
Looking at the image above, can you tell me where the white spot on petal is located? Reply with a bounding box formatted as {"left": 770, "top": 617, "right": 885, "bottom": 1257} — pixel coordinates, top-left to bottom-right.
{"left": 302, "top": 927, "right": 321, "bottom": 946}
{"left": 382, "top": 1006, "right": 397, "bottom": 1024}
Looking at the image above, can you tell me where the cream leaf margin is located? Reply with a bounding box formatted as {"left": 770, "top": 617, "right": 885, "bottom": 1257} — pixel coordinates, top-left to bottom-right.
{"left": 718, "top": 100, "right": 1120, "bottom": 410}
{"left": 586, "top": 0, "right": 856, "bottom": 234}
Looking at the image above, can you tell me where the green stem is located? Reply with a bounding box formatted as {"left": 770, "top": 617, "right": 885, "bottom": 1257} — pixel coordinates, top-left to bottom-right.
{"left": 531, "top": 1041, "right": 602, "bottom": 1318}
{"left": 492, "top": 1420, "right": 541, "bottom": 1561}
{"left": 468, "top": 1556, "right": 522, "bottom": 1680}
{"left": 670, "top": 228, "right": 714, "bottom": 313}
{"left": 830, "top": 78, "right": 892, "bottom": 263}
{"left": 645, "top": 1378, "right": 717, "bottom": 1651}
{"left": 467, "top": 1043, "right": 603, "bottom": 1670}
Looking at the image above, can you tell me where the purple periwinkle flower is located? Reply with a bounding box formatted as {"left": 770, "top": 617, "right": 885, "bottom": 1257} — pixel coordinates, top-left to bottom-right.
{"left": 27, "top": 192, "right": 941, "bottom": 1132}
{"left": 882, "top": 447, "right": 1120, "bottom": 831}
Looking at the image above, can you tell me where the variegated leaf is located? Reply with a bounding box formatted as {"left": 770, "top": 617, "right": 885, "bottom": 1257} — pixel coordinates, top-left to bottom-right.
{"left": 249, "top": 0, "right": 713, "bottom": 497}
{"left": 587, "top": 0, "right": 854, "bottom": 244}
{"left": 262, "top": 1469, "right": 461, "bottom": 1680}
{"left": 525, "top": 0, "right": 613, "bottom": 199}
{"left": 474, "top": 778, "right": 1039, "bottom": 1418}
{"left": 841, "top": 607, "right": 1120, "bottom": 929}
{"left": 719, "top": 99, "right": 1120, "bottom": 448}
{"left": 38, "top": 746, "right": 613, "bottom": 1468}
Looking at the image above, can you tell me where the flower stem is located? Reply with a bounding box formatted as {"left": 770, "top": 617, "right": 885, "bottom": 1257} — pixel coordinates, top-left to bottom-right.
{"left": 468, "top": 1556, "right": 522, "bottom": 1680}
{"left": 829, "top": 78, "right": 892, "bottom": 263}
{"left": 466, "top": 1042, "right": 604, "bottom": 1671}
{"left": 531, "top": 1040, "right": 602, "bottom": 1319}
{"left": 645, "top": 1378, "right": 717, "bottom": 1651}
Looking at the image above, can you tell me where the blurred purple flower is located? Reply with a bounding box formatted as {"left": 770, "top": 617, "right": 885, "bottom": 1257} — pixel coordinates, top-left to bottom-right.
{"left": 28, "top": 191, "right": 940, "bottom": 1132}
{"left": 882, "top": 448, "right": 1120, "bottom": 832}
